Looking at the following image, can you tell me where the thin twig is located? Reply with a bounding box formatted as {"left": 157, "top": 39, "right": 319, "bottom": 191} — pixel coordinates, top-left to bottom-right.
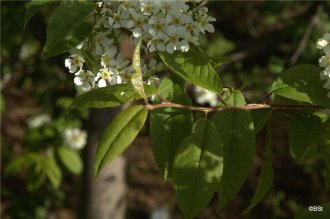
{"left": 145, "top": 101, "right": 324, "bottom": 112}
{"left": 289, "top": 4, "right": 322, "bottom": 65}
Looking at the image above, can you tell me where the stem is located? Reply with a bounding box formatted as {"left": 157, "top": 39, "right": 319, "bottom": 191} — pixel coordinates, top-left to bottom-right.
{"left": 145, "top": 101, "right": 324, "bottom": 112}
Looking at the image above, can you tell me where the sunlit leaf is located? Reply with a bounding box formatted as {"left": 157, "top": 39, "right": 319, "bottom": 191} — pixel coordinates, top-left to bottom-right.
{"left": 159, "top": 47, "right": 222, "bottom": 92}
{"left": 131, "top": 38, "right": 146, "bottom": 100}
{"left": 71, "top": 84, "right": 157, "bottom": 109}
{"left": 271, "top": 65, "right": 330, "bottom": 109}
{"left": 94, "top": 105, "right": 148, "bottom": 175}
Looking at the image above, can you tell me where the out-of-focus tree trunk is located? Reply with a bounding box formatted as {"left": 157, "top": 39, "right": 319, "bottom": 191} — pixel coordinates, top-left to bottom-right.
{"left": 79, "top": 108, "right": 126, "bottom": 219}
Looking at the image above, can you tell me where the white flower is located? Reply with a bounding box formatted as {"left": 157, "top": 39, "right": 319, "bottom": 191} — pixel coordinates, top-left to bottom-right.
{"left": 101, "top": 47, "right": 118, "bottom": 68}
{"left": 319, "top": 55, "right": 330, "bottom": 68}
{"left": 63, "top": 128, "right": 87, "bottom": 150}
{"left": 316, "top": 33, "right": 330, "bottom": 50}
{"left": 27, "top": 113, "right": 51, "bottom": 128}
{"left": 194, "top": 86, "right": 219, "bottom": 107}
{"left": 93, "top": 31, "right": 113, "bottom": 55}
{"left": 95, "top": 67, "right": 121, "bottom": 87}
{"left": 195, "top": 7, "right": 216, "bottom": 33}
{"left": 65, "top": 54, "right": 85, "bottom": 73}
{"left": 317, "top": 32, "right": 330, "bottom": 99}
{"left": 74, "top": 70, "right": 95, "bottom": 92}
{"left": 140, "top": 0, "right": 160, "bottom": 15}
{"left": 320, "top": 67, "right": 330, "bottom": 80}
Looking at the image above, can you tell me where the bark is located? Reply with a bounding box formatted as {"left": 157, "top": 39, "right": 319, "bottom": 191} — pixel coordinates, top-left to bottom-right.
{"left": 79, "top": 107, "right": 126, "bottom": 219}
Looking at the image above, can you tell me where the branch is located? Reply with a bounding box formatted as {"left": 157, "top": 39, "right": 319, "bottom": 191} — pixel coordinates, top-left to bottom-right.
{"left": 145, "top": 101, "right": 324, "bottom": 112}
{"left": 289, "top": 4, "right": 323, "bottom": 65}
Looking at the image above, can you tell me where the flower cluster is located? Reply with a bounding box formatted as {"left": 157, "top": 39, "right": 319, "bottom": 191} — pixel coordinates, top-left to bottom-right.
{"left": 102, "top": 0, "right": 215, "bottom": 53}
{"left": 63, "top": 128, "right": 87, "bottom": 150}
{"left": 316, "top": 33, "right": 330, "bottom": 98}
{"left": 64, "top": 0, "right": 215, "bottom": 92}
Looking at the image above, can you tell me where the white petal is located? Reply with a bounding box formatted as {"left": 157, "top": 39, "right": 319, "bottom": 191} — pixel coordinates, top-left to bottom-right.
{"left": 74, "top": 77, "right": 83, "bottom": 86}
{"left": 98, "top": 79, "right": 107, "bottom": 87}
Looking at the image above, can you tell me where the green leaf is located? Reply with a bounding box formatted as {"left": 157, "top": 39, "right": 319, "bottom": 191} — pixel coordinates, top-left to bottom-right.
{"left": 42, "top": 0, "right": 96, "bottom": 58}
{"left": 294, "top": 202, "right": 330, "bottom": 219}
{"left": 250, "top": 108, "right": 272, "bottom": 134}
{"left": 288, "top": 113, "right": 322, "bottom": 161}
{"left": 71, "top": 84, "right": 157, "bottom": 109}
{"left": 45, "top": 157, "right": 62, "bottom": 188}
{"left": 271, "top": 65, "right": 330, "bottom": 109}
{"left": 211, "top": 108, "right": 255, "bottom": 211}
{"left": 95, "top": 105, "right": 148, "bottom": 175}
{"left": 24, "top": 0, "right": 51, "bottom": 28}
{"left": 210, "top": 56, "right": 227, "bottom": 69}
{"left": 58, "top": 146, "right": 83, "bottom": 175}
{"left": 173, "top": 118, "right": 223, "bottom": 219}
{"left": 150, "top": 77, "right": 192, "bottom": 180}
{"left": 243, "top": 158, "right": 273, "bottom": 213}
{"left": 159, "top": 47, "right": 222, "bottom": 92}
{"left": 223, "top": 89, "right": 246, "bottom": 106}
{"left": 5, "top": 153, "right": 41, "bottom": 176}
{"left": 131, "top": 38, "right": 146, "bottom": 100}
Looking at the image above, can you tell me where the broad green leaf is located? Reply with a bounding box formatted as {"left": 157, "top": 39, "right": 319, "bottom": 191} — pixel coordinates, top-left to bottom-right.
{"left": 223, "top": 89, "right": 246, "bottom": 106}
{"left": 24, "top": 0, "right": 51, "bottom": 28}
{"left": 243, "top": 158, "right": 273, "bottom": 213}
{"left": 58, "top": 146, "right": 83, "bottom": 175}
{"left": 71, "top": 84, "right": 157, "bottom": 109}
{"left": 294, "top": 202, "right": 330, "bottom": 219}
{"left": 159, "top": 47, "right": 222, "bottom": 92}
{"left": 250, "top": 108, "right": 272, "bottom": 134}
{"left": 131, "top": 38, "right": 146, "bottom": 100}
{"left": 271, "top": 65, "right": 330, "bottom": 109}
{"left": 95, "top": 105, "right": 148, "bottom": 175}
{"left": 211, "top": 108, "right": 255, "bottom": 210}
{"left": 150, "top": 77, "right": 192, "bottom": 180}
{"left": 45, "top": 157, "right": 62, "bottom": 188}
{"left": 42, "top": 0, "right": 96, "bottom": 58}
{"left": 173, "top": 118, "right": 223, "bottom": 219}
{"left": 288, "top": 113, "right": 322, "bottom": 161}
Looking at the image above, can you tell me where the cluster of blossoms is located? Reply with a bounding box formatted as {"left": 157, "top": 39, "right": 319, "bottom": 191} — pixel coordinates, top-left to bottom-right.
{"left": 102, "top": 0, "right": 215, "bottom": 53}
{"left": 64, "top": 0, "right": 215, "bottom": 92}
{"left": 27, "top": 114, "right": 87, "bottom": 150}
{"left": 316, "top": 32, "right": 330, "bottom": 98}
{"left": 63, "top": 128, "right": 87, "bottom": 150}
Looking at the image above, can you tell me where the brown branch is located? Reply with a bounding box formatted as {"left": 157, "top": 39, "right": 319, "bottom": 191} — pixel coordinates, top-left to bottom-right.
{"left": 145, "top": 101, "right": 324, "bottom": 112}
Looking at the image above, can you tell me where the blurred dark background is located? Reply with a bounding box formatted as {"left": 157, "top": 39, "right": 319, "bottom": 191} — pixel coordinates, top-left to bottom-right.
{"left": 1, "top": 1, "right": 330, "bottom": 219}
